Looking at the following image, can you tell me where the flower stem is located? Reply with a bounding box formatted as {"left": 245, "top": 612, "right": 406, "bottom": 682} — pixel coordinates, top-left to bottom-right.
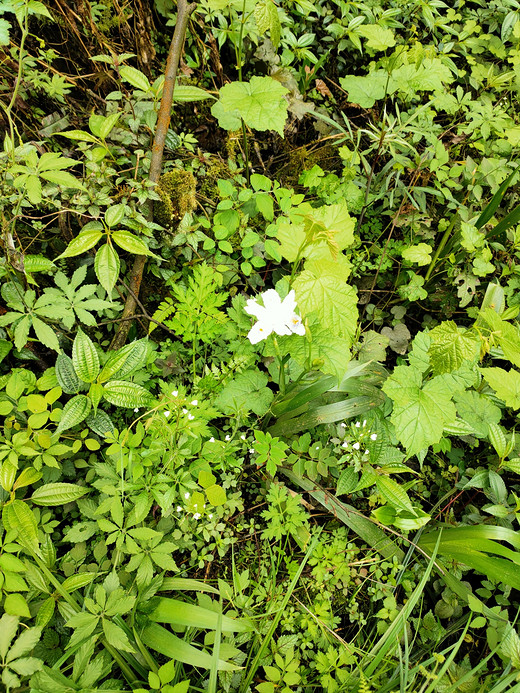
{"left": 272, "top": 336, "right": 286, "bottom": 396}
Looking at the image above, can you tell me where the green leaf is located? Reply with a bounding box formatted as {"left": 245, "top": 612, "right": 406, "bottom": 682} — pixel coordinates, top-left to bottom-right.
{"left": 216, "top": 369, "right": 274, "bottom": 416}
{"left": 32, "top": 316, "right": 60, "bottom": 352}
{"left": 142, "top": 623, "right": 239, "bottom": 671}
{"left": 55, "top": 353, "right": 81, "bottom": 394}
{"left": 357, "top": 24, "right": 396, "bottom": 51}
{"left": 339, "top": 70, "right": 389, "bottom": 108}
{"left": 428, "top": 321, "right": 480, "bottom": 375}
{"left": 13, "top": 314, "right": 31, "bottom": 351}
{"left": 119, "top": 65, "right": 151, "bottom": 92}
{"left": 40, "top": 170, "right": 83, "bottom": 189}
{"left": 383, "top": 366, "right": 457, "bottom": 456}
{"left": 57, "top": 129, "right": 100, "bottom": 143}
{"left": 401, "top": 243, "right": 432, "bottom": 266}
{"left": 2, "top": 500, "right": 39, "bottom": 553}
{"left": 86, "top": 409, "right": 115, "bottom": 437}
{"left": 205, "top": 484, "right": 226, "bottom": 506}
{"left": 57, "top": 229, "right": 103, "bottom": 259}
{"left": 102, "top": 380, "right": 151, "bottom": 408}
{"left": 56, "top": 395, "right": 91, "bottom": 434}
{"left": 104, "top": 203, "right": 126, "bottom": 228}
{"left": 150, "top": 597, "right": 251, "bottom": 632}
{"left": 0, "top": 18, "right": 10, "bottom": 45}
{"left": 72, "top": 329, "right": 100, "bottom": 383}
{"left": 8, "top": 656, "right": 43, "bottom": 675}
{"left": 95, "top": 243, "right": 120, "bottom": 294}
{"left": 0, "top": 615, "right": 19, "bottom": 659}
{"left": 0, "top": 338, "right": 12, "bottom": 363}
{"left": 376, "top": 475, "right": 415, "bottom": 514}
{"left": 112, "top": 230, "right": 156, "bottom": 256}
{"left": 254, "top": 0, "right": 281, "bottom": 47}
{"left": 212, "top": 76, "right": 288, "bottom": 136}
{"left": 293, "top": 271, "right": 358, "bottom": 342}
{"left": 481, "top": 367, "right": 520, "bottom": 409}
{"left": 99, "top": 339, "right": 148, "bottom": 382}
{"left": 31, "top": 482, "right": 87, "bottom": 506}
{"left": 172, "top": 85, "right": 213, "bottom": 102}
{"left": 102, "top": 619, "right": 135, "bottom": 653}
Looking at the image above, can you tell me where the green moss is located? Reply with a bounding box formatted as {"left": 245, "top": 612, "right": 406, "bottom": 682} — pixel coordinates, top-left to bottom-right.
{"left": 154, "top": 170, "right": 197, "bottom": 229}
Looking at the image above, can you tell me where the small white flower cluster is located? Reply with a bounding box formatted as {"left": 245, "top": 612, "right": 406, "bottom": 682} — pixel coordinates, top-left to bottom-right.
{"left": 161, "top": 390, "right": 199, "bottom": 421}
{"left": 339, "top": 419, "right": 377, "bottom": 457}
{"left": 177, "top": 492, "right": 213, "bottom": 521}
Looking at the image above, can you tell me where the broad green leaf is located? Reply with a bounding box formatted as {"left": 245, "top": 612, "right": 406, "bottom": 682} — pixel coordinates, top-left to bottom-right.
{"left": 401, "top": 243, "right": 432, "bottom": 266}
{"left": 14, "top": 314, "right": 31, "bottom": 351}
{"left": 376, "top": 475, "right": 415, "bottom": 514}
{"left": 72, "top": 330, "right": 100, "bottom": 383}
{"left": 0, "top": 615, "right": 19, "bottom": 659}
{"left": 339, "top": 70, "right": 389, "bottom": 108}
{"left": 104, "top": 204, "right": 126, "bottom": 228}
{"left": 293, "top": 271, "right": 358, "bottom": 342}
{"left": 142, "top": 623, "right": 239, "bottom": 671}
{"left": 481, "top": 367, "right": 520, "bottom": 409}
{"left": 98, "top": 112, "right": 120, "bottom": 139}
{"left": 55, "top": 354, "right": 81, "bottom": 394}
{"left": 428, "top": 321, "right": 480, "bottom": 375}
{"left": 95, "top": 243, "right": 120, "bottom": 294}
{"left": 150, "top": 597, "right": 251, "bottom": 632}
{"left": 119, "top": 65, "right": 151, "bottom": 92}
{"left": 112, "top": 231, "right": 156, "bottom": 256}
{"left": 215, "top": 369, "right": 273, "bottom": 416}
{"left": 32, "top": 317, "right": 60, "bottom": 353}
{"left": 99, "top": 339, "right": 148, "bottom": 382}
{"left": 57, "top": 229, "right": 103, "bottom": 259}
{"left": 357, "top": 24, "right": 396, "bottom": 51}
{"left": 31, "top": 482, "right": 87, "bottom": 506}
{"left": 4, "top": 593, "right": 31, "bottom": 618}
{"left": 56, "top": 395, "right": 91, "bottom": 434}
{"left": 57, "top": 129, "right": 100, "bottom": 143}
{"left": 8, "top": 656, "right": 42, "bottom": 675}
{"left": 40, "top": 170, "right": 83, "bottom": 189}
{"left": 453, "top": 390, "right": 501, "bottom": 438}
{"left": 282, "top": 320, "right": 352, "bottom": 381}
{"left": 2, "top": 501, "right": 39, "bottom": 553}
{"left": 254, "top": 0, "right": 281, "bottom": 47}
{"left": 172, "top": 85, "right": 213, "bottom": 102}
{"left": 102, "top": 380, "right": 151, "bottom": 408}
{"left": 86, "top": 409, "right": 115, "bottom": 437}
{"left": 383, "top": 365, "right": 457, "bottom": 456}
{"left": 212, "top": 76, "right": 288, "bottom": 136}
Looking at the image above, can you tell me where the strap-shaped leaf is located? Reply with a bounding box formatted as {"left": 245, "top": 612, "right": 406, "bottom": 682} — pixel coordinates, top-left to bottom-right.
{"left": 55, "top": 354, "right": 80, "bottom": 394}
{"left": 72, "top": 330, "right": 100, "bottom": 383}
{"left": 149, "top": 598, "right": 252, "bottom": 632}
{"left": 56, "top": 395, "right": 91, "bottom": 434}
{"left": 103, "top": 380, "right": 151, "bottom": 408}
{"left": 31, "top": 483, "right": 87, "bottom": 506}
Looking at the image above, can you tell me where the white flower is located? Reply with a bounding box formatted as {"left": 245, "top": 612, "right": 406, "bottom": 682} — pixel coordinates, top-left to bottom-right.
{"left": 340, "top": 422, "right": 347, "bottom": 428}
{"left": 209, "top": 437, "right": 215, "bottom": 443}
{"left": 341, "top": 442, "right": 348, "bottom": 448}
{"left": 370, "top": 433, "right": 377, "bottom": 440}
{"left": 182, "top": 408, "right": 188, "bottom": 414}
{"left": 249, "top": 448, "right": 255, "bottom": 454}
{"left": 176, "top": 506, "right": 182, "bottom": 512}
{"left": 193, "top": 513, "right": 201, "bottom": 520}
{"left": 134, "top": 407, "right": 139, "bottom": 413}
{"left": 209, "top": 513, "right": 213, "bottom": 519}
{"left": 353, "top": 442, "right": 360, "bottom": 450}
{"left": 364, "top": 450, "right": 369, "bottom": 455}
{"left": 355, "top": 421, "right": 360, "bottom": 428}
{"left": 172, "top": 390, "right": 178, "bottom": 397}
{"left": 225, "top": 435, "right": 231, "bottom": 441}
{"left": 240, "top": 434, "right": 246, "bottom": 440}
{"left": 184, "top": 492, "right": 190, "bottom": 499}
{"left": 191, "top": 399, "right": 198, "bottom": 405}
{"left": 188, "top": 413, "right": 195, "bottom": 421}
{"left": 363, "top": 420, "right": 367, "bottom": 427}
{"left": 244, "top": 289, "right": 305, "bottom": 344}
{"left": 164, "top": 410, "right": 171, "bottom": 418}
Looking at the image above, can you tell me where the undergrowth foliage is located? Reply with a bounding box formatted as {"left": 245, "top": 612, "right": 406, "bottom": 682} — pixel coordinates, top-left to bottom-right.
{"left": 2, "top": 0, "right": 520, "bottom": 691}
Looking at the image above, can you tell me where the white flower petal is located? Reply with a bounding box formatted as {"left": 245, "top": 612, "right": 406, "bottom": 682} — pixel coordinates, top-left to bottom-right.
{"left": 247, "top": 322, "right": 273, "bottom": 344}
{"left": 244, "top": 297, "right": 266, "bottom": 319}
{"left": 261, "top": 289, "right": 283, "bottom": 311}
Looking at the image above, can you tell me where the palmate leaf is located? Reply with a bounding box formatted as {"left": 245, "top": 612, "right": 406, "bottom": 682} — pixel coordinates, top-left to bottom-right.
{"left": 212, "top": 76, "right": 288, "bottom": 136}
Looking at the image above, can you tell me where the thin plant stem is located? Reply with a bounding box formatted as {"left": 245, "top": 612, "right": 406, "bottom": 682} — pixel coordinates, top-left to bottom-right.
{"left": 272, "top": 336, "right": 286, "bottom": 395}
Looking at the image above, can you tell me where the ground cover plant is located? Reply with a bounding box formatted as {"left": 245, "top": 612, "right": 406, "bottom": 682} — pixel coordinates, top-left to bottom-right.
{"left": 3, "top": 0, "right": 520, "bottom": 690}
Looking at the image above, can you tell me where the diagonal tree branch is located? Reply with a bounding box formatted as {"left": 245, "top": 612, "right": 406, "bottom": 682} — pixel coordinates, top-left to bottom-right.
{"left": 110, "top": 0, "right": 197, "bottom": 350}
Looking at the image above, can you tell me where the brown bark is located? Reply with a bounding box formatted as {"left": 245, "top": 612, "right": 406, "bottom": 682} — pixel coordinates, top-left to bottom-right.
{"left": 109, "top": 0, "right": 197, "bottom": 350}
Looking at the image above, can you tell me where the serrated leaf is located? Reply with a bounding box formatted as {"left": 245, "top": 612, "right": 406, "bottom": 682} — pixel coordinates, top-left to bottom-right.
{"left": 14, "top": 314, "right": 31, "bottom": 351}
{"left": 102, "top": 620, "right": 135, "bottom": 652}
{"left": 86, "top": 409, "right": 115, "bottom": 437}
{"left": 376, "top": 475, "right": 415, "bottom": 514}
{"left": 481, "top": 367, "right": 520, "bottom": 409}
{"left": 57, "top": 229, "right": 103, "bottom": 259}
{"left": 401, "top": 243, "right": 432, "bottom": 266}
{"left": 72, "top": 329, "right": 100, "bottom": 383}
{"left": 32, "top": 316, "right": 60, "bottom": 352}
{"left": 112, "top": 230, "right": 156, "bottom": 256}
{"left": 40, "top": 170, "right": 83, "bottom": 189}
{"left": 31, "top": 482, "right": 87, "bottom": 506}
{"left": 56, "top": 395, "right": 91, "bottom": 434}
{"left": 102, "top": 380, "right": 151, "bottom": 408}
{"left": 172, "top": 85, "right": 213, "bottom": 102}
{"left": 0, "top": 18, "right": 11, "bottom": 45}
{"left": 212, "top": 76, "right": 288, "bottom": 136}
{"left": 2, "top": 500, "right": 39, "bottom": 553}
{"left": 215, "top": 369, "right": 273, "bottom": 416}
{"left": 428, "top": 321, "right": 480, "bottom": 375}
{"left": 293, "top": 271, "right": 358, "bottom": 342}
{"left": 0, "top": 615, "right": 19, "bottom": 659}
{"left": 6, "top": 625, "right": 41, "bottom": 662}
{"left": 339, "top": 70, "right": 389, "bottom": 108}
{"left": 95, "top": 243, "right": 120, "bottom": 294}
{"left": 357, "top": 24, "right": 396, "bottom": 51}
{"left": 119, "top": 65, "right": 151, "bottom": 92}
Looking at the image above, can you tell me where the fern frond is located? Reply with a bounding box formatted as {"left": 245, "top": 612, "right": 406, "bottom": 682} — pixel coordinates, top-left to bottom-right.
{"left": 358, "top": 672, "right": 373, "bottom": 693}
{"left": 149, "top": 297, "right": 175, "bottom": 335}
